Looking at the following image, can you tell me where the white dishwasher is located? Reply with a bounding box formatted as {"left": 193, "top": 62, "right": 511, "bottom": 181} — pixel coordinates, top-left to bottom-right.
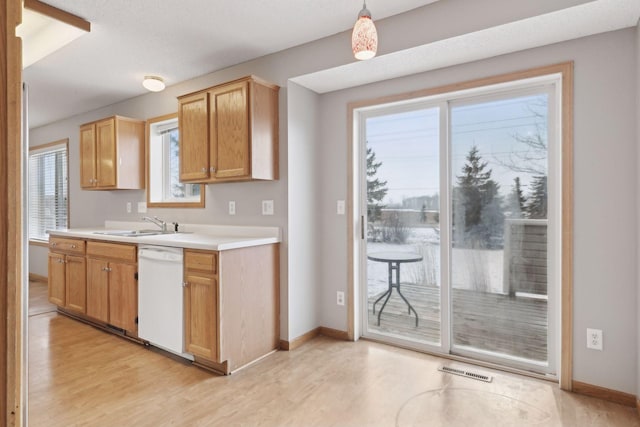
{"left": 138, "top": 245, "right": 193, "bottom": 360}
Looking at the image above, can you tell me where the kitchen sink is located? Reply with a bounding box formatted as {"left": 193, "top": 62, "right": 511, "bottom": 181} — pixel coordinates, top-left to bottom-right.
{"left": 93, "top": 230, "right": 162, "bottom": 237}
{"left": 93, "top": 229, "right": 191, "bottom": 237}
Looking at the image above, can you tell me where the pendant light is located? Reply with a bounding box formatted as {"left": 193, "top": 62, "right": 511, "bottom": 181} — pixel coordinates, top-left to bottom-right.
{"left": 351, "top": 1, "right": 378, "bottom": 60}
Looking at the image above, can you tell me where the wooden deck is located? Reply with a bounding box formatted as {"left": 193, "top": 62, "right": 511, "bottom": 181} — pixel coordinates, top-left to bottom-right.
{"left": 367, "top": 283, "right": 548, "bottom": 362}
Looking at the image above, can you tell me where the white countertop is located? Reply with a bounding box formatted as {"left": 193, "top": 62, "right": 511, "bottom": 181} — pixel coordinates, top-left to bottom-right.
{"left": 48, "top": 222, "right": 280, "bottom": 251}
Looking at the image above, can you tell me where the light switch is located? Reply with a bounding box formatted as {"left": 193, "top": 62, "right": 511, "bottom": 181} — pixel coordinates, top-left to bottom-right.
{"left": 126, "top": 202, "right": 132, "bottom": 213}
{"left": 137, "top": 202, "right": 147, "bottom": 213}
{"left": 337, "top": 200, "right": 345, "bottom": 215}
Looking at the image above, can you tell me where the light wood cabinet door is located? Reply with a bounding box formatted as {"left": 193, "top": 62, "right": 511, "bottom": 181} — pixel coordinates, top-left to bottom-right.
{"left": 65, "top": 255, "right": 86, "bottom": 313}
{"left": 108, "top": 262, "right": 138, "bottom": 333}
{"left": 86, "top": 258, "right": 109, "bottom": 323}
{"left": 184, "top": 273, "right": 218, "bottom": 360}
{"left": 209, "top": 81, "right": 249, "bottom": 179}
{"left": 96, "top": 118, "right": 117, "bottom": 188}
{"left": 80, "top": 123, "right": 97, "bottom": 188}
{"left": 178, "top": 76, "right": 278, "bottom": 184}
{"left": 179, "top": 92, "right": 210, "bottom": 182}
{"left": 48, "top": 252, "right": 66, "bottom": 306}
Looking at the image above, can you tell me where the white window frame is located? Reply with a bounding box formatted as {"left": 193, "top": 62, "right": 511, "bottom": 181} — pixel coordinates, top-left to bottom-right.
{"left": 28, "top": 139, "right": 69, "bottom": 242}
{"left": 147, "top": 114, "right": 203, "bottom": 208}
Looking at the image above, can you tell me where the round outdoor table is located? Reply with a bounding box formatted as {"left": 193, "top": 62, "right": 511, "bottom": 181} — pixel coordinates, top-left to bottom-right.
{"left": 367, "top": 251, "right": 423, "bottom": 327}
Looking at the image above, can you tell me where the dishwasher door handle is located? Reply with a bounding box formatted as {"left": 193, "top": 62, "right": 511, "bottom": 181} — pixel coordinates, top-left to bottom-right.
{"left": 138, "top": 248, "right": 183, "bottom": 263}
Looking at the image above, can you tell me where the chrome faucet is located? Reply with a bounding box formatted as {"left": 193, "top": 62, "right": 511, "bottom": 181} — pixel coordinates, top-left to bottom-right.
{"left": 142, "top": 216, "right": 167, "bottom": 232}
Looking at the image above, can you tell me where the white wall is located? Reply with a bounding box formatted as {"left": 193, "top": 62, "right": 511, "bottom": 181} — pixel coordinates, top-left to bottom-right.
{"left": 315, "top": 29, "right": 638, "bottom": 393}
{"left": 287, "top": 82, "right": 321, "bottom": 339}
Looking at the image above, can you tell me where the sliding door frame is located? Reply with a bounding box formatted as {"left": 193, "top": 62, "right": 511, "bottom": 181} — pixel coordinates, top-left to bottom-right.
{"left": 347, "top": 62, "right": 573, "bottom": 390}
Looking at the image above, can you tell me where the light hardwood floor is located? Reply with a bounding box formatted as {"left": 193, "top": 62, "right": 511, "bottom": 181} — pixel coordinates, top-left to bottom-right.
{"left": 28, "top": 282, "right": 639, "bottom": 426}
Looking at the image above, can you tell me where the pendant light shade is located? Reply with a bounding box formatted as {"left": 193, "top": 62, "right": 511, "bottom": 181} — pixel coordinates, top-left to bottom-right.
{"left": 351, "top": 2, "right": 378, "bottom": 60}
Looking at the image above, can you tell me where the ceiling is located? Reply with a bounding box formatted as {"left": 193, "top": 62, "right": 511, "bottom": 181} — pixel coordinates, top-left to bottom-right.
{"left": 22, "top": 0, "right": 437, "bottom": 128}
{"left": 22, "top": 0, "right": 640, "bottom": 129}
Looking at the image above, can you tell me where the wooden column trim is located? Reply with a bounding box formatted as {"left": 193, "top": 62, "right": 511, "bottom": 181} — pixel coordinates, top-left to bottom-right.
{"left": 3, "top": 0, "right": 24, "bottom": 424}
{"left": 347, "top": 62, "right": 574, "bottom": 389}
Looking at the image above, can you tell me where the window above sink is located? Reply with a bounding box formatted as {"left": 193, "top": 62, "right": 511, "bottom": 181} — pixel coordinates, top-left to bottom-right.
{"left": 146, "top": 113, "right": 204, "bottom": 208}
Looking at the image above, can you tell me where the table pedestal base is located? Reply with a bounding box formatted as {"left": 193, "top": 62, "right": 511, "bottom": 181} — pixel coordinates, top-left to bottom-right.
{"left": 372, "top": 260, "right": 419, "bottom": 327}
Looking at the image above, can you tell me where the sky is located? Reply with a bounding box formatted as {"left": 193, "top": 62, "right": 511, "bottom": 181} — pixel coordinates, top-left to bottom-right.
{"left": 366, "top": 92, "right": 549, "bottom": 207}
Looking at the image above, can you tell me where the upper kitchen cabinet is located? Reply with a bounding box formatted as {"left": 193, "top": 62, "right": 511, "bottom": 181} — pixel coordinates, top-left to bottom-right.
{"left": 80, "top": 116, "right": 145, "bottom": 190}
{"left": 178, "top": 76, "right": 279, "bottom": 184}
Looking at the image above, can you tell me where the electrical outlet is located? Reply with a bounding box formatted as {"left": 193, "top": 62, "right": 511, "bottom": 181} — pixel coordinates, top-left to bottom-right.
{"left": 229, "top": 201, "right": 236, "bottom": 215}
{"left": 337, "top": 200, "right": 345, "bottom": 215}
{"left": 587, "top": 328, "right": 603, "bottom": 351}
{"left": 126, "top": 202, "right": 132, "bottom": 213}
{"left": 337, "top": 291, "right": 345, "bottom": 306}
{"left": 262, "top": 200, "right": 274, "bottom": 215}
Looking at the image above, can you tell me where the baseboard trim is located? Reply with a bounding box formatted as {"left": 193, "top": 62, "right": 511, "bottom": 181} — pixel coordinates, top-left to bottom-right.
{"left": 280, "top": 326, "right": 350, "bottom": 351}
{"left": 280, "top": 327, "right": 320, "bottom": 351}
{"left": 29, "top": 273, "right": 47, "bottom": 283}
{"left": 319, "top": 326, "right": 350, "bottom": 341}
{"left": 572, "top": 380, "right": 636, "bottom": 407}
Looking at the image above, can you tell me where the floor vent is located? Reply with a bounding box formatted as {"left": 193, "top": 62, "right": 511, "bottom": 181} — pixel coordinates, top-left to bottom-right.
{"left": 438, "top": 366, "right": 493, "bottom": 383}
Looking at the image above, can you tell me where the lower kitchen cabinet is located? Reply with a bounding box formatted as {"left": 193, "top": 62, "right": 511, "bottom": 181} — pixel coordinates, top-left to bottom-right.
{"left": 183, "top": 244, "right": 279, "bottom": 373}
{"left": 47, "top": 232, "right": 279, "bottom": 375}
{"left": 86, "top": 241, "right": 138, "bottom": 334}
{"left": 48, "top": 237, "right": 87, "bottom": 313}
{"left": 184, "top": 251, "right": 218, "bottom": 360}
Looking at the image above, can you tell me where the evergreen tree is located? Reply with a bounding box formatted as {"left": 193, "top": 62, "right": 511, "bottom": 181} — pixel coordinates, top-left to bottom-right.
{"left": 366, "top": 146, "right": 388, "bottom": 222}
{"left": 456, "top": 145, "right": 491, "bottom": 231}
{"left": 505, "top": 177, "right": 526, "bottom": 218}
{"left": 526, "top": 175, "right": 547, "bottom": 219}
{"left": 454, "top": 145, "right": 504, "bottom": 247}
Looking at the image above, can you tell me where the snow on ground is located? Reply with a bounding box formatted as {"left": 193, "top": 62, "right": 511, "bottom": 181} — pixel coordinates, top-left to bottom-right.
{"left": 367, "top": 226, "right": 505, "bottom": 298}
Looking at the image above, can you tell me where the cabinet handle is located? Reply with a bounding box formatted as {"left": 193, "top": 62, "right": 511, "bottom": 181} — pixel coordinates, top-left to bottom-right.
{"left": 102, "top": 267, "right": 112, "bottom": 272}
{"left": 201, "top": 167, "right": 206, "bottom": 173}
{"left": 51, "top": 242, "right": 57, "bottom": 247}
{"left": 182, "top": 281, "right": 189, "bottom": 287}
{"left": 210, "top": 166, "right": 216, "bottom": 173}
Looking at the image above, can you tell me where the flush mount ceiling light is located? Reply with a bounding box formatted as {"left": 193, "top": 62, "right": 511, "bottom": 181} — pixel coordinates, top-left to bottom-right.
{"left": 142, "top": 76, "right": 165, "bottom": 92}
{"left": 351, "top": 1, "right": 378, "bottom": 61}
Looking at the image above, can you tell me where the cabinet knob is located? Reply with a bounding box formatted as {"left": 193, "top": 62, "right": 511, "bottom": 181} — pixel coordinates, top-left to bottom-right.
{"left": 51, "top": 242, "right": 57, "bottom": 247}
{"left": 210, "top": 166, "right": 216, "bottom": 173}
{"left": 182, "top": 281, "right": 189, "bottom": 287}
{"left": 201, "top": 167, "right": 206, "bottom": 173}
{"left": 71, "top": 244, "right": 76, "bottom": 249}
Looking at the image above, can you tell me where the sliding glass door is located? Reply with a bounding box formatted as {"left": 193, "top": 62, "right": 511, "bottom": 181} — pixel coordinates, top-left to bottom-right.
{"left": 360, "top": 79, "right": 558, "bottom": 375}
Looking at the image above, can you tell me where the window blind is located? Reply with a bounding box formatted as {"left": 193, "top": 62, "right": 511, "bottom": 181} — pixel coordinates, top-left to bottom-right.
{"left": 28, "top": 142, "right": 68, "bottom": 241}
